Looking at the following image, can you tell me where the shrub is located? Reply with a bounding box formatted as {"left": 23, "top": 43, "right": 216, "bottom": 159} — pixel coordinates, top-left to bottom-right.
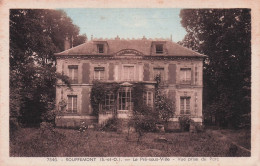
{"left": 40, "top": 121, "right": 54, "bottom": 134}
{"left": 102, "top": 118, "right": 118, "bottom": 132}
{"left": 179, "top": 116, "right": 191, "bottom": 131}
{"left": 190, "top": 119, "right": 205, "bottom": 133}
{"left": 78, "top": 121, "right": 88, "bottom": 132}
{"left": 41, "top": 110, "right": 56, "bottom": 124}
{"left": 10, "top": 117, "right": 19, "bottom": 140}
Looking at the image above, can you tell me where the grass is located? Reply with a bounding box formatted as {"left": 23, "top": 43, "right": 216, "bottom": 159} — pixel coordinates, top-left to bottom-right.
{"left": 10, "top": 127, "right": 250, "bottom": 157}
{"left": 218, "top": 129, "right": 251, "bottom": 150}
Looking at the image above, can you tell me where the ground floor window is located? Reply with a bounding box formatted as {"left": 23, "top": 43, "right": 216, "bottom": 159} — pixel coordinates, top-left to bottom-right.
{"left": 67, "top": 95, "right": 77, "bottom": 113}
{"left": 118, "top": 87, "right": 133, "bottom": 110}
{"left": 180, "top": 97, "right": 191, "bottom": 114}
{"left": 143, "top": 91, "right": 153, "bottom": 107}
{"left": 104, "top": 93, "right": 115, "bottom": 111}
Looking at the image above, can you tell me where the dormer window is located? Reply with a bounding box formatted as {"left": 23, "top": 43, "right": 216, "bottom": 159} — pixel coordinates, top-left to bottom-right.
{"left": 97, "top": 44, "right": 104, "bottom": 53}
{"left": 156, "top": 44, "right": 163, "bottom": 54}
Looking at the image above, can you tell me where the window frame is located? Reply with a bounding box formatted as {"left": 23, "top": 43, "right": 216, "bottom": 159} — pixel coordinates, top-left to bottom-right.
{"left": 97, "top": 44, "right": 104, "bottom": 53}
{"left": 180, "top": 96, "right": 191, "bottom": 115}
{"left": 94, "top": 67, "right": 105, "bottom": 80}
{"left": 180, "top": 68, "right": 192, "bottom": 84}
{"left": 143, "top": 91, "right": 154, "bottom": 108}
{"left": 67, "top": 95, "right": 77, "bottom": 113}
{"left": 123, "top": 65, "right": 135, "bottom": 81}
{"left": 118, "top": 87, "right": 133, "bottom": 111}
{"left": 104, "top": 93, "right": 115, "bottom": 111}
{"left": 68, "top": 65, "right": 78, "bottom": 84}
{"left": 156, "top": 44, "right": 164, "bottom": 54}
{"left": 153, "top": 67, "right": 165, "bottom": 81}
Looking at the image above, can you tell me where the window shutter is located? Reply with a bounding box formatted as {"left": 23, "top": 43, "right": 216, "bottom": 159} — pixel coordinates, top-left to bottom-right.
{"left": 108, "top": 63, "right": 114, "bottom": 80}
{"left": 195, "top": 66, "right": 198, "bottom": 85}
{"left": 191, "top": 67, "right": 194, "bottom": 85}
{"left": 68, "top": 96, "right": 72, "bottom": 111}
{"left": 74, "top": 68, "right": 78, "bottom": 83}
{"left": 73, "top": 96, "right": 77, "bottom": 113}
{"left": 143, "top": 63, "right": 150, "bottom": 81}
{"left": 180, "top": 98, "right": 184, "bottom": 114}
{"left": 168, "top": 64, "right": 176, "bottom": 84}
{"left": 81, "top": 88, "right": 90, "bottom": 115}
{"left": 82, "top": 63, "right": 90, "bottom": 83}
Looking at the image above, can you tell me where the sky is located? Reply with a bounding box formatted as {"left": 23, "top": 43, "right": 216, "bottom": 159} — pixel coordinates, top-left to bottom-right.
{"left": 62, "top": 8, "right": 187, "bottom": 42}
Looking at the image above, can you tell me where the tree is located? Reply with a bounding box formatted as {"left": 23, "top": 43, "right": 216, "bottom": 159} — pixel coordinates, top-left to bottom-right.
{"left": 10, "top": 9, "right": 86, "bottom": 126}
{"left": 179, "top": 9, "right": 251, "bottom": 128}
{"left": 154, "top": 75, "right": 174, "bottom": 125}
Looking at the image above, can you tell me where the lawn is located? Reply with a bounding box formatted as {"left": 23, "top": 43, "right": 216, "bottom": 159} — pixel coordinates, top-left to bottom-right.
{"left": 10, "top": 127, "right": 250, "bottom": 157}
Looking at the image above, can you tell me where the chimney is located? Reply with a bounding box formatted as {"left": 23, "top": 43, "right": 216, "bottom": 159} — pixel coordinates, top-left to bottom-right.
{"left": 64, "top": 33, "right": 71, "bottom": 50}
{"left": 115, "top": 35, "right": 120, "bottom": 40}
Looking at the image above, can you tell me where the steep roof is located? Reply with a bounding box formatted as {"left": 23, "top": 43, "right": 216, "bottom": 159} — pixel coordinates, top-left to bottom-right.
{"left": 54, "top": 39, "right": 206, "bottom": 57}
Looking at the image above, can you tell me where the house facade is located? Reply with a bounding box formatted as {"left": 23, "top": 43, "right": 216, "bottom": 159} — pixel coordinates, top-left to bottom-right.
{"left": 54, "top": 37, "right": 206, "bottom": 130}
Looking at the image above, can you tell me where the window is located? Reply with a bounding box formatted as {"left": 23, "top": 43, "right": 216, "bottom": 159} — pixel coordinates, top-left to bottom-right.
{"left": 180, "top": 68, "right": 191, "bottom": 84}
{"left": 143, "top": 91, "right": 153, "bottom": 107}
{"left": 94, "top": 67, "right": 105, "bottom": 80}
{"left": 104, "top": 93, "right": 115, "bottom": 111}
{"left": 68, "top": 65, "right": 78, "bottom": 84}
{"left": 156, "top": 44, "right": 163, "bottom": 54}
{"left": 180, "top": 97, "right": 191, "bottom": 114}
{"left": 123, "top": 66, "right": 134, "bottom": 81}
{"left": 67, "top": 95, "right": 77, "bottom": 113}
{"left": 153, "top": 67, "right": 165, "bottom": 81}
{"left": 97, "top": 44, "right": 104, "bottom": 53}
{"left": 118, "top": 87, "right": 133, "bottom": 110}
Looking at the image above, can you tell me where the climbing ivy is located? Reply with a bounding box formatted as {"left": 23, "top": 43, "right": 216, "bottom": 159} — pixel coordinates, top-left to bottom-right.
{"left": 90, "top": 81, "right": 120, "bottom": 116}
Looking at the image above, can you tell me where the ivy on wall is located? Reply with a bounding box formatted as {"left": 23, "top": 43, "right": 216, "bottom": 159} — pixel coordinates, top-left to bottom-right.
{"left": 90, "top": 81, "right": 120, "bottom": 116}
{"left": 90, "top": 77, "right": 175, "bottom": 130}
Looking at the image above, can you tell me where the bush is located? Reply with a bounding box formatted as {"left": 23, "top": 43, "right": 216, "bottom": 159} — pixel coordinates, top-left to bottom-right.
{"left": 131, "top": 105, "right": 158, "bottom": 132}
{"left": 179, "top": 116, "right": 191, "bottom": 131}
{"left": 190, "top": 119, "right": 204, "bottom": 133}
{"left": 10, "top": 117, "right": 19, "bottom": 140}
{"left": 40, "top": 122, "right": 54, "bottom": 134}
{"left": 78, "top": 121, "right": 88, "bottom": 132}
{"left": 41, "top": 110, "right": 56, "bottom": 124}
{"left": 101, "top": 118, "right": 118, "bottom": 132}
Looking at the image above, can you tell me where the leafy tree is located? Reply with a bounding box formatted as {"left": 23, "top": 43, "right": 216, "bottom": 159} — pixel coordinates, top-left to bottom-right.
{"left": 179, "top": 9, "right": 251, "bottom": 128}
{"left": 10, "top": 9, "right": 86, "bottom": 126}
{"left": 154, "top": 75, "right": 174, "bottom": 125}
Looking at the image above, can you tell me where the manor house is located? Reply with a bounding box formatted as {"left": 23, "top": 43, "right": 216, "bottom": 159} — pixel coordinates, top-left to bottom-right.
{"left": 54, "top": 36, "right": 206, "bottom": 130}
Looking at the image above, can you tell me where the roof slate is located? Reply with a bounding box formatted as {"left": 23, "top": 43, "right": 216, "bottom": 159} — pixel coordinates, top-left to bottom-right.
{"left": 54, "top": 39, "right": 206, "bottom": 57}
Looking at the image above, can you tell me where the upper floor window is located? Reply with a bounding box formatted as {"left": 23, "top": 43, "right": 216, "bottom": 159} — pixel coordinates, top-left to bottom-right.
{"left": 153, "top": 67, "right": 165, "bottom": 81}
{"left": 156, "top": 44, "right": 163, "bottom": 54}
{"left": 67, "top": 95, "right": 77, "bottom": 113}
{"left": 94, "top": 67, "right": 105, "bottom": 80}
{"left": 180, "top": 68, "right": 191, "bottom": 84}
{"left": 143, "top": 91, "right": 153, "bottom": 107}
{"left": 68, "top": 65, "right": 78, "bottom": 84}
{"left": 180, "top": 97, "right": 190, "bottom": 115}
{"left": 97, "top": 44, "right": 104, "bottom": 53}
{"left": 123, "top": 66, "right": 135, "bottom": 81}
